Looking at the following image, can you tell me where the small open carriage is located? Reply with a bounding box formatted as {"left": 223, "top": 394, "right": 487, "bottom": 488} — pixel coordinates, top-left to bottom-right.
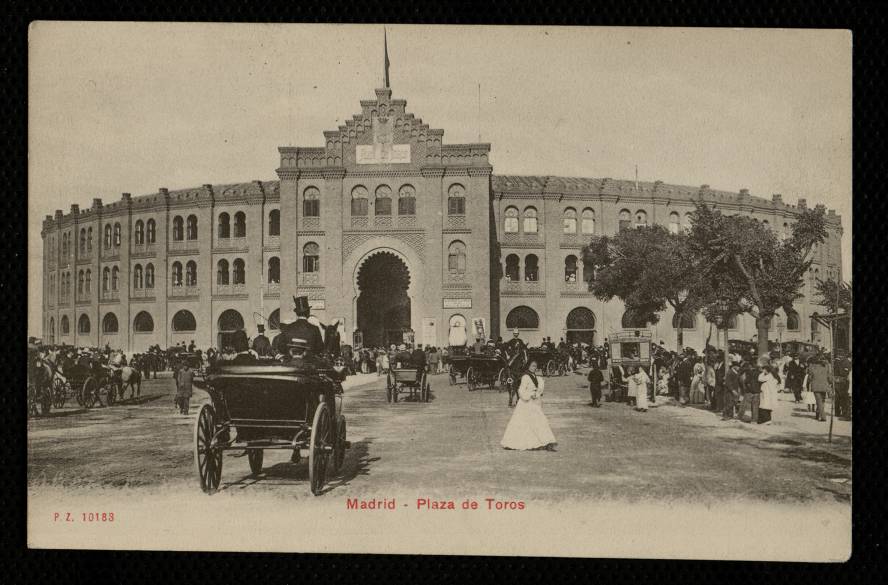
{"left": 386, "top": 368, "right": 431, "bottom": 403}
{"left": 195, "top": 356, "right": 349, "bottom": 495}
{"left": 57, "top": 361, "right": 118, "bottom": 409}
{"left": 527, "top": 347, "right": 568, "bottom": 377}
{"left": 447, "top": 348, "right": 471, "bottom": 385}
{"left": 465, "top": 354, "right": 509, "bottom": 392}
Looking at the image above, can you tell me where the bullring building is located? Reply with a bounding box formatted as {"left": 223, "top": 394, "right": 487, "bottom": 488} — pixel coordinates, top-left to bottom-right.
{"left": 40, "top": 78, "right": 845, "bottom": 353}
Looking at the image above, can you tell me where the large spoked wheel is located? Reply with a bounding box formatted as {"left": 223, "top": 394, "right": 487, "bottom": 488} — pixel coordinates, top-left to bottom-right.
{"left": 420, "top": 373, "right": 429, "bottom": 402}
{"left": 558, "top": 363, "right": 567, "bottom": 377}
{"left": 194, "top": 404, "right": 222, "bottom": 493}
{"left": 546, "top": 360, "right": 558, "bottom": 377}
{"left": 448, "top": 364, "right": 457, "bottom": 385}
{"left": 507, "top": 377, "right": 517, "bottom": 407}
{"left": 81, "top": 377, "right": 98, "bottom": 409}
{"left": 386, "top": 374, "right": 393, "bottom": 403}
{"left": 332, "top": 416, "right": 347, "bottom": 473}
{"left": 466, "top": 367, "right": 476, "bottom": 391}
{"left": 497, "top": 368, "right": 508, "bottom": 392}
{"left": 52, "top": 379, "right": 68, "bottom": 408}
{"left": 309, "top": 401, "right": 332, "bottom": 496}
{"left": 247, "top": 449, "right": 264, "bottom": 476}
{"left": 39, "top": 383, "right": 52, "bottom": 416}
{"left": 27, "top": 383, "right": 38, "bottom": 417}
{"left": 105, "top": 380, "right": 117, "bottom": 407}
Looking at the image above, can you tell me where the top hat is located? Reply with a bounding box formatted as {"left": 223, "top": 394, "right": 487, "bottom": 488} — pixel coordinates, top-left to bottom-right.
{"left": 293, "top": 295, "right": 311, "bottom": 315}
{"left": 257, "top": 324, "right": 265, "bottom": 333}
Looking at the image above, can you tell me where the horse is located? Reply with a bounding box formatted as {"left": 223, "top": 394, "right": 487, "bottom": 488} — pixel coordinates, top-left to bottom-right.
{"left": 323, "top": 320, "right": 342, "bottom": 358}
{"left": 113, "top": 366, "right": 142, "bottom": 400}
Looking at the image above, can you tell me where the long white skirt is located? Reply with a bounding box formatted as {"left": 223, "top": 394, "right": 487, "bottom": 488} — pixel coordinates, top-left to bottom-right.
{"left": 501, "top": 398, "right": 557, "bottom": 450}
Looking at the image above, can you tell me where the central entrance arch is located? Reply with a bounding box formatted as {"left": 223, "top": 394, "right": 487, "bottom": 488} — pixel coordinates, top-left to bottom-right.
{"left": 355, "top": 250, "right": 412, "bottom": 348}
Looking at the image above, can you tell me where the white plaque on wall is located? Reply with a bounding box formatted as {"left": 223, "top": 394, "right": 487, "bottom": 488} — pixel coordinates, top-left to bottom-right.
{"left": 309, "top": 300, "right": 326, "bottom": 310}
{"left": 356, "top": 143, "right": 411, "bottom": 164}
{"left": 443, "top": 298, "right": 472, "bottom": 309}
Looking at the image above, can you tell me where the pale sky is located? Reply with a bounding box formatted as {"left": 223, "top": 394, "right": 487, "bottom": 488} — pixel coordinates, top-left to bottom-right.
{"left": 28, "top": 23, "right": 852, "bottom": 337}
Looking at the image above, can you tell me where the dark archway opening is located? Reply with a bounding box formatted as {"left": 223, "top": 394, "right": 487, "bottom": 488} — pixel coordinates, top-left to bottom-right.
{"left": 357, "top": 252, "right": 411, "bottom": 348}
{"left": 566, "top": 307, "right": 596, "bottom": 344}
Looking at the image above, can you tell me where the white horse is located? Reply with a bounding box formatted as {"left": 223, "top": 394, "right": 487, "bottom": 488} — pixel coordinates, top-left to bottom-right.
{"left": 113, "top": 365, "right": 142, "bottom": 400}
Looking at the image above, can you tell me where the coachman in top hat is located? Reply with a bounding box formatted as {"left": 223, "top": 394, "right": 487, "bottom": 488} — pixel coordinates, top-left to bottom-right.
{"left": 273, "top": 296, "right": 325, "bottom": 356}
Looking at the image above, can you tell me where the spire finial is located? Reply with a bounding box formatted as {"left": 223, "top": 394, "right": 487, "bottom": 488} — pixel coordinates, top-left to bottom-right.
{"left": 384, "top": 27, "right": 391, "bottom": 89}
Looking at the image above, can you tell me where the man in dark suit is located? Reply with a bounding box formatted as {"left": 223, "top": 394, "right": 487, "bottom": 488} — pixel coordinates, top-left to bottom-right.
{"left": 252, "top": 324, "right": 272, "bottom": 357}
{"left": 274, "top": 296, "right": 324, "bottom": 355}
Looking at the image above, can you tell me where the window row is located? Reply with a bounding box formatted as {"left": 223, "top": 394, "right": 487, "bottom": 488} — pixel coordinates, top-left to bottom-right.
{"left": 503, "top": 254, "right": 591, "bottom": 283}
{"left": 501, "top": 207, "right": 700, "bottom": 236}
{"left": 503, "top": 306, "right": 597, "bottom": 333}
{"left": 348, "top": 183, "right": 465, "bottom": 217}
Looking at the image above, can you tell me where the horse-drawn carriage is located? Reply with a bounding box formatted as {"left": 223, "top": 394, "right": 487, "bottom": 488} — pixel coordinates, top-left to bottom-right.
{"left": 447, "top": 347, "right": 471, "bottom": 385}
{"left": 465, "top": 354, "right": 509, "bottom": 392}
{"left": 194, "top": 354, "right": 349, "bottom": 495}
{"left": 386, "top": 368, "right": 431, "bottom": 403}
{"left": 527, "top": 347, "right": 569, "bottom": 377}
{"left": 64, "top": 361, "right": 118, "bottom": 408}
{"left": 27, "top": 349, "right": 53, "bottom": 416}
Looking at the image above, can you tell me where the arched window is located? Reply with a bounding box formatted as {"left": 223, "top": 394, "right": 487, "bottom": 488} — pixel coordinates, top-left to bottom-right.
{"left": 303, "top": 243, "right": 320, "bottom": 273}
{"left": 87, "top": 227, "right": 93, "bottom": 251}
{"left": 217, "top": 212, "right": 230, "bottom": 239}
{"left": 351, "top": 186, "right": 369, "bottom": 216}
{"left": 171, "top": 262, "right": 183, "bottom": 287}
{"left": 134, "top": 220, "right": 144, "bottom": 245}
{"left": 62, "top": 233, "right": 68, "bottom": 258}
{"left": 562, "top": 208, "right": 577, "bottom": 234}
{"left": 216, "top": 259, "right": 229, "bottom": 285}
{"left": 234, "top": 211, "right": 246, "bottom": 237}
{"left": 581, "top": 208, "right": 595, "bottom": 235}
{"left": 398, "top": 185, "right": 416, "bottom": 215}
{"left": 635, "top": 210, "right": 648, "bottom": 228}
{"left": 448, "top": 241, "right": 467, "bottom": 275}
{"left": 448, "top": 184, "right": 466, "bottom": 215}
{"left": 727, "top": 314, "right": 738, "bottom": 329}
{"left": 618, "top": 209, "right": 632, "bottom": 232}
{"left": 683, "top": 212, "right": 693, "bottom": 233}
{"left": 786, "top": 310, "right": 800, "bottom": 331}
{"left": 218, "top": 309, "right": 244, "bottom": 332}
{"left": 146, "top": 219, "right": 156, "bottom": 244}
{"left": 185, "top": 260, "right": 197, "bottom": 286}
{"left": 78, "top": 314, "right": 91, "bottom": 334}
{"left": 111, "top": 266, "right": 119, "bottom": 291}
{"left": 172, "top": 216, "right": 184, "bottom": 241}
{"left": 78, "top": 270, "right": 84, "bottom": 294}
{"left": 523, "top": 207, "right": 538, "bottom": 234}
{"left": 671, "top": 311, "right": 697, "bottom": 330}
{"left": 669, "top": 211, "right": 680, "bottom": 234}
{"left": 60, "top": 315, "right": 70, "bottom": 335}
{"left": 269, "top": 209, "right": 282, "bottom": 235}
{"left": 85, "top": 269, "right": 91, "bottom": 293}
{"left": 104, "top": 224, "right": 112, "bottom": 249}
{"left": 505, "top": 254, "right": 520, "bottom": 282}
{"left": 133, "top": 264, "right": 143, "bottom": 289}
{"left": 186, "top": 215, "right": 198, "bottom": 240}
{"left": 102, "top": 313, "right": 118, "bottom": 334}
{"left": 567, "top": 307, "right": 596, "bottom": 330}
{"left": 374, "top": 185, "right": 392, "bottom": 216}
{"left": 134, "top": 311, "right": 154, "bottom": 332}
{"left": 232, "top": 258, "right": 245, "bottom": 285}
{"left": 564, "top": 255, "right": 578, "bottom": 282}
{"left": 506, "top": 306, "right": 540, "bottom": 329}
{"left": 504, "top": 207, "right": 519, "bottom": 233}
{"left": 79, "top": 228, "right": 87, "bottom": 254}
{"left": 144, "top": 264, "right": 154, "bottom": 289}
{"left": 268, "top": 309, "right": 281, "bottom": 330}
{"left": 525, "top": 254, "right": 539, "bottom": 282}
{"left": 622, "top": 308, "right": 650, "bottom": 329}
{"left": 303, "top": 187, "right": 320, "bottom": 218}
{"left": 172, "top": 309, "right": 196, "bottom": 332}
{"left": 113, "top": 223, "right": 122, "bottom": 247}
{"left": 268, "top": 257, "right": 280, "bottom": 283}
{"left": 49, "top": 317, "right": 55, "bottom": 342}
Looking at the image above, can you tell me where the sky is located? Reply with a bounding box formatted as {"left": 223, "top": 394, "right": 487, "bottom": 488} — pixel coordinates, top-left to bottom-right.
{"left": 28, "top": 23, "right": 852, "bottom": 337}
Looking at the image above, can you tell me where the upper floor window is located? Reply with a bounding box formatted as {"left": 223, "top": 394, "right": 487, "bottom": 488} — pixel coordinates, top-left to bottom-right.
{"left": 186, "top": 215, "right": 198, "bottom": 240}
{"left": 618, "top": 209, "right": 632, "bottom": 232}
{"left": 303, "top": 187, "right": 320, "bottom": 218}
{"left": 134, "top": 220, "right": 145, "bottom": 245}
{"left": 504, "top": 207, "right": 519, "bottom": 233}
{"left": 564, "top": 255, "right": 578, "bottom": 282}
{"left": 525, "top": 254, "right": 539, "bottom": 282}
{"left": 375, "top": 185, "right": 392, "bottom": 216}
{"left": 448, "top": 241, "right": 467, "bottom": 275}
{"left": 635, "top": 210, "right": 648, "bottom": 228}
{"left": 448, "top": 184, "right": 466, "bottom": 215}
{"left": 505, "top": 254, "right": 520, "bottom": 282}
{"left": 85, "top": 269, "right": 91, "bottom": 292}
{"left": 398, "top": 185, "right": 416, "bottom": 215}
{"left": 113, "top": 223, "right": 122, "bottom": 247}
{"left": 268, "top": 256, "right": 280, "bottom": 283}
{"left": 78, "top": 314, "right": 90, "bottom": 334}
{"left": 303, "top": 243, "right": 320, "bottom": 273}
{"left": 683, "top": 212, "right": 693, "bottom": 233}
{"left": 786, "top": 310, "right": 800, "bottom": 331}
{"left": 216, "top": 259, "right": 229, "bottom": 285}
{"left": 581, "top": 208, "right": 595, "bottom": 234}
{"left": 668, "top": 211, "right": 680, "bottom": 234}
{"left": 351, "top": 186, "right": 369, "bottom": 216}
{"left": 563, "top": 208, "right": 577, "bottom": 234}
{"left": 60, "top": 315, "right": 70, "bottom": 336}
{"left": 62, "top": 233, "right": 69, "bottom": 258}
{"left": 269, "top": 208, "right": 282, "bottom": 235}
{"left": 87, "top": 227, "right": 93, "bottom": 251}
{"left": 102, "top": 267, "right": 110, "bottom": 291}
{"left": 78, "top": 270, "right": 85, "bottom": 294}
{"left": 523, "top": 207, "right": 538, "bottom": 234}
{"left": 79, "top": 228, "right": 87, "bottom": 254}
{"left": 104, "top": 224, "right": 112, "bottom": 249}
{"left": 146, "top": 219, "right": 156, "bottom": 244}
{"left": 217, "top": 212, "right": 230, "bottom": 239}
{"left": 133, "top": 264, "right": 143, "bottom": 289}
{"left": 171, "top": 262, "right": 183, "bottom": 287}
{"left": 172, "top": 216, "right": 184, "bottom": 241}
{"left": 185, "top": 261, "right": 197, "bottom": 286}
{"left": 233, "top": 211, "right": 246, "bottom": 238}
{"left": 111, "top": 266, "right": 119, "bottom": 291}
{"left": 232, "top": 258, "right": 245, "bottom": 284}
{"left": 144, "top": 264, "right": 154, "bottom": 289}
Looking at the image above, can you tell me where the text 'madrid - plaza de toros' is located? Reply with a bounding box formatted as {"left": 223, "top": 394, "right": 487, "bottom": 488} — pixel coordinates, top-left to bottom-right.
{"left": 40, "top": 53, "right": 845, "bottom": 353}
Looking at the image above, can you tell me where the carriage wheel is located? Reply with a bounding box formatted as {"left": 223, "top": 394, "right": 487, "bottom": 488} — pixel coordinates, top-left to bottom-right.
{"left": 309, "top": 401, "right": 332, "bottom": 496}
{"left": 386, "top": 374, "right": 393, "bottom": 403}
{"left": 392, "top": 381, "right": 399, "bottom": 403}
{"left": 105, "top": 380, "right": 116, "bottom": 407}
{"left": 448, "top": 364, "right": 457, "bottom": 385}
{"left": 194, "top": 404, "right": 222, "bottom": 493}
{"left": 81, "top": 377, "right": 98, "bottom": 409}
{"left": 558, "top": 363, "right": 567, "bottom": 377}
{"left": 420, "top": 373, "right": 429, "bottom": 402}
{"left": 247, "top": 449, "right": 264, "bottom": 476}
{"left": 497, "top": 368, "right": 508, "bottom": 392}
{"left": 466, "top": 367, "right": 475, "bottom": 391}
{"left": 332, "top": 416, "right": 347, "bottom": 472}
{"left": 52, "top": 379, "right": 67, "bottom": 408}
{"left": 546, "top": 360, "right": 558, "bottom": 377}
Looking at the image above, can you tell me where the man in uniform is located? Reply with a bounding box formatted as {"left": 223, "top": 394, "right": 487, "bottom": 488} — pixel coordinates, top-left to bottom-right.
{"left": 504, "top": 328, "right": 528, "bottom": 373}
{"left": 274, "top": 296, "right": 325, "bottom": 356}
{"left": 252, "top": 324, "right": 272, "bottom": 357}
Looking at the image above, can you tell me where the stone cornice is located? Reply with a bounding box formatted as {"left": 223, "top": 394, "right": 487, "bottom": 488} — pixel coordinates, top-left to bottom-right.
{"left": 442, "top": 229, "right": 472, "bottom": 235}
{"left": 467, "top": 167, "right": 493, "bottom": 177}
{"left": 420, "top": 167, "right": 446, "bottom": 178}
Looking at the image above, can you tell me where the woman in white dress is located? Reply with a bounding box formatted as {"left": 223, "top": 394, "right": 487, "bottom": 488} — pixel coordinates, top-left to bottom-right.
{"left": 501, "top": 361, "right": 557, "bottom": 451}
{"left": 628, "top": 366, "right": 651, "bottom": 412}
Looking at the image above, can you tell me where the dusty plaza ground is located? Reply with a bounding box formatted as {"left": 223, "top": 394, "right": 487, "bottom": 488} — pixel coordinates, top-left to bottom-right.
{"left": 28, "top": 369, "right": 851, "bottom": 504}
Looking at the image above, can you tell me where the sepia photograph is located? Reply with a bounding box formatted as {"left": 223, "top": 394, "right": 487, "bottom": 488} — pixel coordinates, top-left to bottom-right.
{"left": 27, "top": 22, "right": 851, "bottom": 559}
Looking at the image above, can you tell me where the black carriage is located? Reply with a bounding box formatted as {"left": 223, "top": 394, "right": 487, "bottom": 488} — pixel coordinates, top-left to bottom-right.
{"left": 195, "top": 356, "right": 349, "bottom": 495}
{"left": 465, "top": 354, "right": 509, "bottom": 392}
{"left": 386, "top": 368, "right": 431, "bottom": 403}
{"left": 64, "top": 362, "right": 118, "bottom": 408}
{"left": 527, "top": 348, "right": 568, "bottom": 377}
{"left": 27, "top": 350, "right": 54, "bottom": 416}
{"left": 447, "top": 347, "right": 471, "bottom": 385}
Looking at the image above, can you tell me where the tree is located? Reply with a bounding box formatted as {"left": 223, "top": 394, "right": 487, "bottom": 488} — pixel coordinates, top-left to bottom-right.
{"left": 689, "top": 202, "right": 828, "bottom": 357}
{"left": 814, "top": 277, "right": 852, "bottom": 314}
{"left": 582, "top": 224, "right": 708, "bottom": 350}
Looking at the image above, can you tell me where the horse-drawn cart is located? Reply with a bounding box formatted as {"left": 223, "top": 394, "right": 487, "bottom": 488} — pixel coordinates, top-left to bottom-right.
{"left": 195, "top": 356, "right": 349, "bottom": 495}
{"left": 386, "top": 368, "right": 431, "bottom": 403}
{"left": 527, "top": 348, "right": 568, "bottom": 377}
{"left": 465, "top": 354, "right": 509, "bottom": 392}
{"left": 447, "top": 350, "right": 471, "bottom": 385}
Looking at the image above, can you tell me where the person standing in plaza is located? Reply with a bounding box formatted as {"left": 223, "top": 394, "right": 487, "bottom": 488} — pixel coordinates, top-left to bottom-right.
{"left": 784, "top": 354, "right": 804, "bottom": 403}
{"left": 501, "top": 360, "right": 557, "bottom": 451}
{"left": 690, "top": 357, "right": 705, "bottom": 404}
{"left": 757, "top": 364, "right": 780, "bottom": 424}
{"left": 587, "top": 365, "right": 603, "bottom": 407}
{"left": 806, "top": 356, "right": 833, "bottom": 422}
{"left": 628, "top": 366, "right": 650, "bottom": 412}
{"left": 176, "top": 362, "right": 194, "bottom": 415}
{"left": 738, "top": 358, "right": 761, "bottom": 423}
{"left": 722, "top": 356, "right": 741, "bottom": 420}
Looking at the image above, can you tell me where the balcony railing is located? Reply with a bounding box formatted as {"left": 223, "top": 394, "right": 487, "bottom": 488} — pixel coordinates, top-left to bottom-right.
{"left": 169, "top": 239, "right": 199, "bottom": 253}
{"left": 100, "top": 289, "right": 120, "bottom": 301}
{"left": 215, "top": 283, "right": 247, "bottom": 296}
{"left": 131, "top": 287, "right": 155, "bottom": 298}
{"left": 170, "top": 285, "right": 200, "bottom": 297}
{"left": 265, "top": 282, "right": 280, "bottom": 294}
{"left": 300, "top": 272, "right": 320, "bottom": 285}
{"left": 501, "top": 279, "right": 544, "bottom": 295}
{"left": 214, "top": 236, "right": 247, "bottom": 250}
{"left": 265, "top": 235, "right": 281, "bottom": 248}
{"left": 398, "top": 215, "right": 417, "bottom": 228}
{"left": 301, "top": 217, "right": 320, "bottom": 230}
{"left": 132, "top": 243, "right": 157, "bottom": 256}
{"left": 101, "top": 247, "right": 120, "bottom": 260}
